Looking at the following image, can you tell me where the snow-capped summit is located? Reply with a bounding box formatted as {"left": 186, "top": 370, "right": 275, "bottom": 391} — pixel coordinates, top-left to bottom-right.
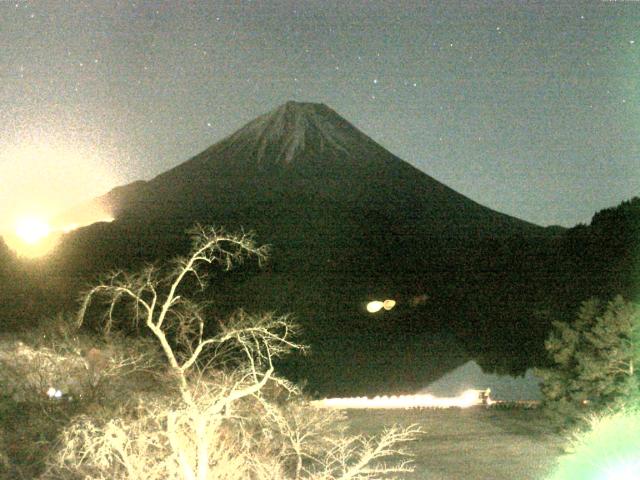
{"left": 224, "top": 101, "right": 355, "bottom": 165}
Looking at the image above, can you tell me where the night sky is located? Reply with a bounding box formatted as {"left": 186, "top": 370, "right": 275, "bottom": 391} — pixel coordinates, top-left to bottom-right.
{"left": 1, "top": 0, "right": 638, "bottom": 229}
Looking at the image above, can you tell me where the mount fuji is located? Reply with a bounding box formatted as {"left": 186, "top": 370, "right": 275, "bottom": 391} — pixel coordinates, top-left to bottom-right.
{"left": 44, "top": 102, "right": 561, "bottom": 394}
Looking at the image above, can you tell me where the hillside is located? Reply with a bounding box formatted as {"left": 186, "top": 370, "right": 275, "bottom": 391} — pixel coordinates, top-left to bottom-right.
{"left": 2, "top": 102, "right": 581, "bottom": 394}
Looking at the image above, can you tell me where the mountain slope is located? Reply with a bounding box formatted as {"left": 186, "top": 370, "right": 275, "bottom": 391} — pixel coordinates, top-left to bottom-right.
{"left": 96, "top": 102, "right": 541, "bottom": 240}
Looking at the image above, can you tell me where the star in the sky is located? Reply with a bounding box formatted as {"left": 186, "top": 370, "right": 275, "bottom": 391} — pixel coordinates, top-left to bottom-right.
{"left": 0, "top": 0, "right": 635, "bottom": 229}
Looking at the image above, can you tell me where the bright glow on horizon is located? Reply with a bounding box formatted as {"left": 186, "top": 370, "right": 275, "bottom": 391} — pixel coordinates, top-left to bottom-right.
{"left": 1, "top": 138, "right": 119, "bottom": 257}
{"left": 15, "top": 217, "right": 51, "bottom": 245}
{"left": 602, "top": 460, "right": 640, "bottom": 480}
{"left": 61, "top": 223, "right": 80, "bottom": 233}
{"left": 4, "top": 215, "right": 115, "bottom": 258}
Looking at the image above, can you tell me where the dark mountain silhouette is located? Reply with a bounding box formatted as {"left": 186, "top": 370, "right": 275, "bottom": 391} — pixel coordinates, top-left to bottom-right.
{"left": 546, "top": 197, "right": 640, "bottom": 308}
{"left": 77, "top": 102, "right": 542, "bottom": 238}
{"left": 3, "top": 102, "right": 591, "bottom": 394}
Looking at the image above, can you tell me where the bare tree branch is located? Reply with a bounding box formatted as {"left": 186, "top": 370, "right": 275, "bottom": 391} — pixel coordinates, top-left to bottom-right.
{"left": 44, "top": 225, "right": 421, "bottom": 480}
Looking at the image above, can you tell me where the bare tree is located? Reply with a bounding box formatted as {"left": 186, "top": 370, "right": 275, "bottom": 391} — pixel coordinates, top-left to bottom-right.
{"left": 43, "top": 225, "right": 420, "bottom": 480}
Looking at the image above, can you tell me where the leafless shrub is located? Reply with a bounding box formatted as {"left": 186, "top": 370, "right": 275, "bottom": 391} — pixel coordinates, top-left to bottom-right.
{"left": 41, "top": 226, "right": 420, "bottom": 480}
{"left": 0, "top": 317, "right": 162, "bottom": 405}
{"left": 0, "top": 338, "right": 86, "bottom": 402}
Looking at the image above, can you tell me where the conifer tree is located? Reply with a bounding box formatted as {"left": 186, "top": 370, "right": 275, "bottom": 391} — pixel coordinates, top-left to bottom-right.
{"left": 536, "top": 295, "right": 640, "bottom": 424}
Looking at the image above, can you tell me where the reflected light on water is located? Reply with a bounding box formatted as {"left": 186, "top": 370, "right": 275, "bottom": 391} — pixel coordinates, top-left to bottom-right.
{"left": 312, "top": 389, "right": 490, "bottom": 409}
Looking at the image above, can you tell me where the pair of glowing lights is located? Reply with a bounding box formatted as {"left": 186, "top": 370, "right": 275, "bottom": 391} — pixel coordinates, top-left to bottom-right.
{"left": 46, "top": 387, "right": 63, "bottom": 399}
{"left": 366, "top": 299, "right": 397, "bottom": 313}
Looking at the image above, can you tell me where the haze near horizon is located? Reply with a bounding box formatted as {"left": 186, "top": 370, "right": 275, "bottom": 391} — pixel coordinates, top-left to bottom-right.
{"left": 1, "top": 0, "right": 638, "bottom": 231}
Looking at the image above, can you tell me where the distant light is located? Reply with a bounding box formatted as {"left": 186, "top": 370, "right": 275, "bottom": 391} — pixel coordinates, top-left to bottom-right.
{"left": 47, "top": 387, "right": 63, "bottom": 399}
{"left": 458, "top": 389, "right": 482, "bottom": 408}
{"left": 366, "top": 299, "right": 396, "bottom": 313}
{"left": 61, "top": 223, "right": 80, "bottom": 233}
{"left": 312, "top": 389, "right": 488, "bottom": 409}
{"left": 60, "top": 216, "right": 113, "bottom": 233}
{"left": 366, "top": 301, "right": 384, "bottom": 313}
{"left": 15, "top": 217, "right": 51, "bottom": 244}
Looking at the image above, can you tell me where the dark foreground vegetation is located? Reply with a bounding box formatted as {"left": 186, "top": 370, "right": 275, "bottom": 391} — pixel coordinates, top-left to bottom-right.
{"left": 0, "top": 196, "right": 638, "bottom": 478}
{"left": 1, "top": 197, "right": 638, "bottom": 396}
{"left": 1, "top": 227, "right": 421, "bottom": 479}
